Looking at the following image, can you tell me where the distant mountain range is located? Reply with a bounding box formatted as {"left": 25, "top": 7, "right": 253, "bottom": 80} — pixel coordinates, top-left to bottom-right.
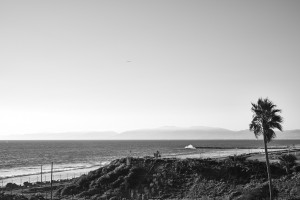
{"left": 115, "top": 127, "right": 300, "bottom": 140}
{"left": 2, "top": 126, "right": 300, "bottom": 140}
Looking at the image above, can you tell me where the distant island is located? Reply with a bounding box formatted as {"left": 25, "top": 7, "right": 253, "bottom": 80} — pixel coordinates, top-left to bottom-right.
{"left": 3, "top": 126, "right": 300, "bottom": 140}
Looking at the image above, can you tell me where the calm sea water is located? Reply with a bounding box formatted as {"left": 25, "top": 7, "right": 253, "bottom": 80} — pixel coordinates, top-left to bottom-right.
{"left": 0, "top": 140, "right": 299, "bottom": 185}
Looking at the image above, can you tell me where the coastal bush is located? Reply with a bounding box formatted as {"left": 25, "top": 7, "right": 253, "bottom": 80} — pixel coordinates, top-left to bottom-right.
{"left": 95, "top": 164, "right": 129, "bottom": 189}
{"left": 239, "top": 183, "right": 278, "bottom": 200}
{"left": 289, "top": 185, "right": 300, "bottom": 197}
{"left": 101, "top": 163, "right": 118, "bottom": 175}
{"left": 84, "top": 187, "right": 99, "bottom": 197}
{"left": 29, "top": 194, "right": 46, "bottom": 200}
{"left": 15, "top": 195, "right": 29, "bottom": 200}
{"left": 269, "top": 163, "right": 286, "bottom": 178}
{"left": 96, "top": 174, "right": 111, "bottom": 187}
{"left": 279, "top": 154, "right": 297, "bottom": 174}
{"left": 75, "top": 174, "right": 90, "bottom": 189}
{"left": 85, "top": 169, "right": 102, "bottom": 181}
{"left": 0, "top": 193, "right": 29, "bottom": 200}
{"left": 78, "top": 190, "right": 89, "bottom": 198}
{"left": 5, "top": 182, "right": 19, "bottom": 189}
{"left": 110, "top": 164, "right": 129, "bottom": 179}
{"left": 292, "top": 165, "right": 300, "bottom": 172}
{"left": 23, "top": 181, "right": 33, "bottom": 187}
{"left": 57, "top": 156, "right": 292, "bottom": 199}
{"left": 61, "top": 162, "right": 130, "bottom": 198}
{"left": 228, "top": 155, "right": 247, "bottom": 162}
{"left": 111, "top": 176, "right": 124, "bottom": 188}
{"left": 126, "top": 167, "right": 147, "bottom": 188}
{"left": 61, "top": 185, "right": 80, "bottom": 196}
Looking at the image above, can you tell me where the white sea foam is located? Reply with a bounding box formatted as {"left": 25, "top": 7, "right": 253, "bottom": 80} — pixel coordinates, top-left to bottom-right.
{"left": 0, "top": 161, "right": 110, "bottom": 186}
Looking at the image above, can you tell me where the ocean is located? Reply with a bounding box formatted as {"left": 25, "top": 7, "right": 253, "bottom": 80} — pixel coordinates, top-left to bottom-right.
{"left": 1, "top": 140, "right": 299, "bottom": 186}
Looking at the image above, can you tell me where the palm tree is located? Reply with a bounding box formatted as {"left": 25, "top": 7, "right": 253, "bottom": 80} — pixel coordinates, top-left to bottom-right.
{"left": 249, "top": 98, "right": 283, "bottom": 200}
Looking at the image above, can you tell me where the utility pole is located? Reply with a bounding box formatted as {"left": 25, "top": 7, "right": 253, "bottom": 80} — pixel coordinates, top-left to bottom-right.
{"left": 41, "top": 165, "right": 43, "bottom": 184}
{"left": 21, "top": 178, "right": 23, "bottom": 195}
{"left": 51, "top": 162, "right": 53, "bottom": 200}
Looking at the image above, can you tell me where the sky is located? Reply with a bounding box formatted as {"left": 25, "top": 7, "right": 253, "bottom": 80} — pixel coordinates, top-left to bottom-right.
{"left": 0, "top": 0, "right": 300, "bottom": 137}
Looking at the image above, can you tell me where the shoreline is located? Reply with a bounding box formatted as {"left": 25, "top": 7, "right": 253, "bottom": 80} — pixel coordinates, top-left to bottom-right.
{"left": 1, "top": 147, "right": 299, "bottom": 187}
{"left": 166, "top": 147, "right": 300, "bottom": 160}
{"left": 0, "top": 149, "right": 299, "bottom": 199}
{"left": 0, "top": 163, "right": 109, "bottom": 187}
{"left": 0, "top": 152, "right": 300, "bottom": 200}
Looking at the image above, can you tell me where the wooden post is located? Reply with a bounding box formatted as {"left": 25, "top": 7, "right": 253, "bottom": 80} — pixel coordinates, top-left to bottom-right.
{"left": 10, "top": 181, "right": 13, "bottom": 195}
{"left": 51, "top": 162, "right": 53, "bottom": 200}
{"left": 41, "top": 165, "right": 43, "bottom": 184}
{"left": 21, "top": 178, "right": 23, "bottom": 195}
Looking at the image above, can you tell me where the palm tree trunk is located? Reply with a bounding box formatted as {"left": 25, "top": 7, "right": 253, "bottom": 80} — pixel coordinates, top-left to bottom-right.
{"left": 263, "top": 135, "right": 273, "bottom": 200}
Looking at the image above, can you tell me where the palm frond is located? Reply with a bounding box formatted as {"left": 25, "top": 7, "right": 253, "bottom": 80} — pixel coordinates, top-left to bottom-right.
{"left": 271, "top": 109, "right": 281, "bottom": 114}
{"left": 249, "top": 120, "right": 263, "bottom": 138}
{"left": 269, "top": 121, "right": 283, "bottom": 131}
{"left": 272, "top": 115, "right": 283, "bottom": 124}
{"left": 265, "top": 129, "right": 276, "bottom": 143}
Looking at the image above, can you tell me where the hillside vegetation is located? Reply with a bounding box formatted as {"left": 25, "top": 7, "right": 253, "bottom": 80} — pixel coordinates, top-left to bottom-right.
{"left": 55, "top": 156, "right": 300, "bottom": 200}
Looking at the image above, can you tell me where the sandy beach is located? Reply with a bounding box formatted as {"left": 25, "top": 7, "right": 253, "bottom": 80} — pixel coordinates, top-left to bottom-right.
{"left": 167, "top": 147, "right": 300, "bottom": 163}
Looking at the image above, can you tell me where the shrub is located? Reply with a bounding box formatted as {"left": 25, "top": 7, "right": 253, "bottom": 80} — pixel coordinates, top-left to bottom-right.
{"left": 239, "top": 183, "right": 278, "bottom": 200}
{"left": 61, "top": 185, "right": 80, "bottom": 196}
{"left": 278, "top": 154, "right": 297, "bottom": 174}
{"left": 5, "top": 182, "right": 19, "bottom": 189}
{"left": 126, "top": 167, "right": 147, "bottom": 188}
{"left": 23, "top": 181, "right": 33, "bottom": 187}
{"left": 228, "top": 155, "right": 247, "bottom": 162}
{"left": 29, "top": 194, "right": 46, "bottom": 200}
{"left": 75, "top": 174, "right": 90, "bottom": 189}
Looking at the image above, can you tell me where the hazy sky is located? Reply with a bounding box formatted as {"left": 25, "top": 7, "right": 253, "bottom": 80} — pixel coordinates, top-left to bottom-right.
{"left": 1, "top": 0, "right": 300, "bottom": 136}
